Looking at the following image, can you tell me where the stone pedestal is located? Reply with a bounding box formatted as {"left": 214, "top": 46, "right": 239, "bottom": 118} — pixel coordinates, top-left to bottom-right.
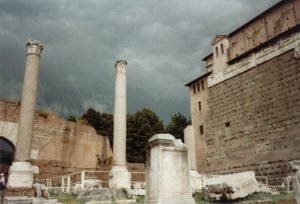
{"left": 6, "top": 162, "right": 34, "bottom": 188}
{"left": 144, "top": 134, "right": 196, "bottom": 204}
{"left": 108, "top": 166, "right": 131, "bottom": 189}
{"left": 189, "top": 170, "right": 203, "bottom": 192}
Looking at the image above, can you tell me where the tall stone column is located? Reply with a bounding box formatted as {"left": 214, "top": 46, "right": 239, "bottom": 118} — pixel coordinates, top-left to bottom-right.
{"left": 184, "top": 125, "right": 203, "bottom": 192}
{"left": 108, "top": 60, "right": 131, "bottom": 189}
{"left": 7, "top": 39, "right": 43, "bottom": 188}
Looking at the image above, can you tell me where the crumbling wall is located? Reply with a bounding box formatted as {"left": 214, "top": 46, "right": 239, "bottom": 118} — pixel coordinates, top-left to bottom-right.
{"left": 205, "top": 50, "right": 300, "bottom": 178}
{"left": 0, "top": 99, "right": 113, "bottom": 178}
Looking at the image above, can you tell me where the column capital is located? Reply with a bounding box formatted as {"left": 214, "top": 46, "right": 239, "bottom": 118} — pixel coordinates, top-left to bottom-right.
{"left": 115, "top": 60, "right": 127, "bottom": 74}
{"left": 26, "top": 39, "right": 43, "bottom": 57}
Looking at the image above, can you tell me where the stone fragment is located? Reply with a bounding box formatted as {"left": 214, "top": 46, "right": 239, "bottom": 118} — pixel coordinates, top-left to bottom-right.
{"left": 202, "top": 171, "right": 259, "bottom": 201}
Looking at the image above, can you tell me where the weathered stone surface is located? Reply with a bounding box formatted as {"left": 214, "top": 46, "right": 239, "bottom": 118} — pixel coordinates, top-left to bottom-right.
{"left": 144, "top": 134, "right": 195, "bottom": 204}
{"left": 109, "top": 60, "right": 130, "bottom": 189}
{"left": 204, "top": 49, "right": 300, "bottom": 178}
{"left": 0, "top": 99, "right": 113, "bottom": 179}
{"left": 202, "top": 171, "right": 259, "bottom": 201}
{"left": 7, "top": 162, "right": 34, "bottom": 188}
{"left": 289, "top": 160, "right": 300, "bottom": 204}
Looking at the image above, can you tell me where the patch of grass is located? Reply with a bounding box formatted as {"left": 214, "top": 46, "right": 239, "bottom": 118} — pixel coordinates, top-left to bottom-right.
{"left": 193, "top": 191, "right": 296, "bottom": 204}
{"left": 193, "top": 193, "right": 211, "bottom": 204}
{"left": 246, "top": 191, "right": 296, "bottom": 202}
{"left": 51, "top": 193, "right": 84, "bottom": 204}
{"left": 135, "top": 195, "right": 144, "bottom": 203}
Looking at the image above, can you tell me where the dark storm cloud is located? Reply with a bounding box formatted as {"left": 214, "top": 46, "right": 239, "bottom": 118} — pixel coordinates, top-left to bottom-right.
{"left": 0, "top": 0, "right": 280, "bottom": 123}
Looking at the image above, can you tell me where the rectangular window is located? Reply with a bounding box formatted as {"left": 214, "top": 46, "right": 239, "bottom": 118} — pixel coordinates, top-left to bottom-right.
{"left": 225, "top": 122, "right": 230, "bottom": 127}
{"left": 200, "top": 125, "right": 203, "bottom": 134}
{"left": 196, "top": 82, "right": 200, "bottom": 92}
{"left": 198, "top": 101, "right": 201, "bottom": 111}
{"left": 201, "top": 80, "right": 205, "bottom": 90}
{"left": 192, "top": 84, "right": 196, "bottom": 94}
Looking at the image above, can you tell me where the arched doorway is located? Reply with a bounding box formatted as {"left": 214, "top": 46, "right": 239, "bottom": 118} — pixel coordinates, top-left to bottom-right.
{"left": 0, "top": 136, "right": 15, "bottom": 175}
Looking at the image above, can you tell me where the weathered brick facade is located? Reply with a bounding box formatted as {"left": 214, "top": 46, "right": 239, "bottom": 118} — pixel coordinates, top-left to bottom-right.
{"left": 0, "top": 99, "right": 113, "bottom": 179}
{"left": 186, "top": 0, "right": 300, "bottom": 178}
{"left": 205, "top": 50, "right": 300, "bottom": 178}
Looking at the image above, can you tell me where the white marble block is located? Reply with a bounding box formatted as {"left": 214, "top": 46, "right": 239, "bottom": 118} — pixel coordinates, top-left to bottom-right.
{"left": 108, "top": 166, "right": 131, "bottom": 189}
{"left": 7, "top": 162, "right": 34, "bottom": 188}
{"left": 144, "top": 134, "right": 196, "bottom": 204}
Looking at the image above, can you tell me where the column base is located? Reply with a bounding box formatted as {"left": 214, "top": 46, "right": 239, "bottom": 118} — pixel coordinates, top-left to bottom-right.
{"left": 7, "top": 162, "right": 34, "bottom": 188}
{"left": 109, "top": 166, "right": 131, "bottom": 189}
{"left": 190, "top": 170, "right": 203, "bottom": 193}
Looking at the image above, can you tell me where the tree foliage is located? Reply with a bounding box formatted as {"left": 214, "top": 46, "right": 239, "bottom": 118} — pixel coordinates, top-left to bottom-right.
{"left": 80, "top": 108, "right": 113, "bottom": 146}
{"left": 77, "top": 107, "right": 165, "bottom": 163}
{"left": 127, "top": 108, "right": 165, "bottom": 163}
{"left": 166, "top": 113, "right": 190, "bottom": 142}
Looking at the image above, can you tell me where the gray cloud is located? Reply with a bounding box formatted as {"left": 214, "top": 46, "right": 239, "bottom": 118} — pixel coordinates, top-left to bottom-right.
{"left": 0, "top": 0, "right": 280, "bottom": 123}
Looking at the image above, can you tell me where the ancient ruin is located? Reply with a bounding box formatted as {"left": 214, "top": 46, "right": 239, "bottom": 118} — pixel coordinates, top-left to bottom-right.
{"left": 186, "top": 0, "right": 300, "bottom": 179}
{"left": 144, "top": 134, "right": 195, "bottom": 204}
{"left": 7, "top": 39, "right": 43, "bottom": 189}
{"left": 184, "top": 125, "right": 202, "bottom": 192}
{"left": 108, "top": 60, "right": 131, "bottom": 189}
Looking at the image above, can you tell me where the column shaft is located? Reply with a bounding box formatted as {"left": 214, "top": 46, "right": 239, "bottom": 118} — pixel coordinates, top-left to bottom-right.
{"left": 112, "top": 61, "right": 127, "bottom": 166}
{"left": 15, "top": 40, "right": 43, "bottom": 162}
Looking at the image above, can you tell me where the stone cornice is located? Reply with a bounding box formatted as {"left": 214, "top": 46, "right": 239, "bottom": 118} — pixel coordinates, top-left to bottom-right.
{"left": 26, "top": 39, "right": 43, "bottom": 57}
{"left": 208, "top": 31, "right": 300, "bottom": 87}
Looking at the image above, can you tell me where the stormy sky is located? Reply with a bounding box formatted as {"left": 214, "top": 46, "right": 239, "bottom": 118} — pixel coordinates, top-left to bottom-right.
{"left": 0, "top": 0, "right": 280, "bottom": 124}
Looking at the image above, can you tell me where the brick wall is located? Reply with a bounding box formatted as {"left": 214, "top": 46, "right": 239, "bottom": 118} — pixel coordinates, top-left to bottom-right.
{"left": 0, "top": 99, "right": 113, "bottom": 178}
{"left": 205, "top": 50, "right": 300, "bottom": 178}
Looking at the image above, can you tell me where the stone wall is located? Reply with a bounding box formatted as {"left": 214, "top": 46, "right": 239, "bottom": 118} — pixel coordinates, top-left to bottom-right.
{"left": 0, "top": 99, "right": 113, "bottom": 178}
{"left": 205, "top": 50, "right": 300, "bottom": 178}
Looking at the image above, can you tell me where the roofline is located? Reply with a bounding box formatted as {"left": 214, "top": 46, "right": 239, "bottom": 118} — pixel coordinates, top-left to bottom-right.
{"left": 184, "top": 72, "right": 212, "bottom": 87}
{"left": 228, "top": 0, "right": 285, "bottom": 37}
{"left": 202, "top": 53, "right": 213, "bottom": 61}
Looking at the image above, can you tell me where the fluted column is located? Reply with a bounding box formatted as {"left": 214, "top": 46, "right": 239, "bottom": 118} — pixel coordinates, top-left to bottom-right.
{"left": 112, "top": 60, "right": 127, "bottom": 166}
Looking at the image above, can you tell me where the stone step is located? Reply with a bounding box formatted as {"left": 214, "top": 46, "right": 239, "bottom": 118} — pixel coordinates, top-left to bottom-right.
{"left": 4, "top": 196, "right": 60, "bottom": 204}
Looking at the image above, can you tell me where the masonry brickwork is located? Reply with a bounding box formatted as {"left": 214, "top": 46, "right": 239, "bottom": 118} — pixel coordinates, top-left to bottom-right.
{"left": 186, "top": 0, "right": 300, "bottom": 179}
{"left": 0, "top": 99, "right": 113, "bottom": 179}
{"left": 205, "top": 50, "right": 300, "bottom": 178}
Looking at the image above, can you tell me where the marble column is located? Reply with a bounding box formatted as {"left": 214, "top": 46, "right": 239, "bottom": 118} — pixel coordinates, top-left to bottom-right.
{"left": 7, "top": 39, "right": 43, "bottom": 188}
{"left": 184, "top": 125, "right": 203, "bottom": 192}
{"left": 108, "top": 60, "right": 130, "bottom": 189}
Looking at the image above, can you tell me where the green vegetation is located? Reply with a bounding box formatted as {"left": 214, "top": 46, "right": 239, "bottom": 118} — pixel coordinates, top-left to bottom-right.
{"left": 245, "top": 191, "right": 296, "bottom": 203}
{"left": 52, "top": 193, "right": 84, "bottom": 204}
{"left": 166, "top": 113, "right": 190, "bottom": 142}
{"left": 192, "top": 192, "right": 296, "bottom": 204}
{"left": 126, "top": 108, "right": 165, "bottom": 163}
{"left": 77, "top": 107, "right": 165, "bottom": 163}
